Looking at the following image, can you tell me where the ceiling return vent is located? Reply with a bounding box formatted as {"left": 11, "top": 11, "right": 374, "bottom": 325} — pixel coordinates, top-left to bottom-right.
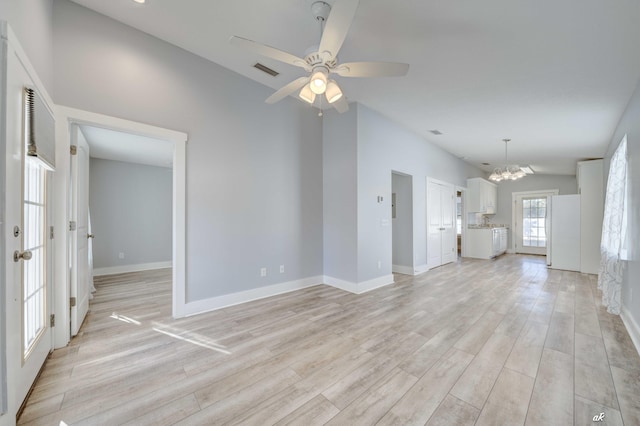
{"left": 253, "top": 62, "right": 279, "bottom": 77}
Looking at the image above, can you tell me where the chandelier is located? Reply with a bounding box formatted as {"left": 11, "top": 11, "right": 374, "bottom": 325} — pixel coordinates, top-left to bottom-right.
{"left": 489, "top": 139, "right": 527, "bottom": 182}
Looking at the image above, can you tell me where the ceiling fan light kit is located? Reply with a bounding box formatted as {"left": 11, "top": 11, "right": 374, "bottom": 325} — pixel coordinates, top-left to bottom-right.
{"left": 229, "top": 0, "right": 409, "bottom": 114}
{"left": 489, "top": 139, "right": 529, "bottom": 182}
{"left": 299, "top": 84, "right": 316, "bottom": 104}
{"left": 325, "top": 80, "right": 343, "bottom": 103}
{"left": 310, "top": 69, "right": 328, "bottom": 94}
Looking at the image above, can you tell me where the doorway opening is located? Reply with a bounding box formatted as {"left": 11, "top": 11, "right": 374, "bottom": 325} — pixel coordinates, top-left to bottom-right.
{"left": 55, "top": 107, "right": 187, "bottom": 348}
{"left": 391, "top": 172, "right": 414, "bottom": 275}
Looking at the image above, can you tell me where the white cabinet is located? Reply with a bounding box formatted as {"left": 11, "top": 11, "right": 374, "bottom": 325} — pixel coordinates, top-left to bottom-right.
{"left": 467, "top": 178, "right": 498, "bottom": 214}
{"left": 577, "top": 160, "right": 604, "bottom": 274}
{"left": 550, "top": 195, "right": 581, "bottom": 271}
{"left": 467, "top": 227, "right": 508, "bottom": 259}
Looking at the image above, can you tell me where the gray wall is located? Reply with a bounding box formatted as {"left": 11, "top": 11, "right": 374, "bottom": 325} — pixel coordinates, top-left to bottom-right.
{"left": 392, "top": 173, "right": 413, "bottom": 268}
{"left": 53, "top": 0, "right": 323, "bottom": 301}
{"left": 323, "top": 108, "right": 358, "bottom": 283}
{"left": 321, "top": 104, "right": 483, "bottom": 284}
{"left": 604, "top": 80, "right": 640, "bottom": 330}
{"left": 89, "top": 158, "right": 172, "bottom": 269}
{"left": 356, "top": 105, "right": 484, "bottom": 281}
{"left": 490, "top": 174, "right": 578, "bottom": 248}
{"left": 0, "top": 0, "right": 53, "bottom": 92}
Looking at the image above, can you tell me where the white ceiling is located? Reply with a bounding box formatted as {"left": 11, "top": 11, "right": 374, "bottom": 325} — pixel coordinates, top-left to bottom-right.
{"left": 69, "top": 0, "right": 640, "bottom": 175}
{"left": 79, "top": 125, "right": 174, "bottom": 168}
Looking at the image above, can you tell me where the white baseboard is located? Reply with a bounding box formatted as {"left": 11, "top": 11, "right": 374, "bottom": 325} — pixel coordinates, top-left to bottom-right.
{"left": 323, "top": 276, "right": 358, "bottom": 293}
{"left": 93, "top": 261, "right": 172, "bottom": 276}
{"left": 413, "top": 264, "right": 429, "bottom": 275}
{"left": 182, "top": 275, "right": 323, "bottom": 317}
{"left": 621, "top": 306, "right": 640, "bottom": 357}
{"left": 324, "top": 274, "right": 395, "bottom": 294}
{"left": 392, "top": 264, "right": 414, "bottom": 275}
{"left": 357, "top": 274, "right": 395, "bottom": 293}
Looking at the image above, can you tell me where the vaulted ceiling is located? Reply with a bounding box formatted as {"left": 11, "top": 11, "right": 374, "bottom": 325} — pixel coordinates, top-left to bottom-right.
{"left": 69, "top": 0, "right": 640, "bottom": 175}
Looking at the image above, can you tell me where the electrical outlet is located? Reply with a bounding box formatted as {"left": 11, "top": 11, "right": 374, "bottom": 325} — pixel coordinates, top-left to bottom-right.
{"left": 280, "top": 265, "right": 285, "bottom": 273}
{"left": 118, "top": 252, "right": 125, "bottom": 259}
{"left": 260, "top": 268, "right": 267, "bottom": 277}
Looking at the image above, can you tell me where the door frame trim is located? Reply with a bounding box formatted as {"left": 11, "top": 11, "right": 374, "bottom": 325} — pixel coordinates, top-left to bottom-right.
{"left": 511, "top": 189, "right": 559, "bottom": 255}
{"left": 54, "top": 106, "right": 188, "bottom": 348}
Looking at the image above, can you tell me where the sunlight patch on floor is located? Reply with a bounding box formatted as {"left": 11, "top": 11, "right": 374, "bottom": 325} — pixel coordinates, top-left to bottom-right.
{"left": 109, "top": 312, "right": 141, "bottom": 325}
{"left": 151, "top": 323, "right": 231, "bottom": 354}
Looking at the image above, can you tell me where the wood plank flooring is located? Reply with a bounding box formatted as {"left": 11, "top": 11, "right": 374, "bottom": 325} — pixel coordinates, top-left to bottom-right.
{"left": 18, "top": 255, "right": 640, "bottom": 425}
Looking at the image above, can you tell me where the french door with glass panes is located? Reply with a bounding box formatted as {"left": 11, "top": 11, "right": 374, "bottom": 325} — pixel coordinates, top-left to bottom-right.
{"left": 514, "top": 192, "right": 556, "bottom": 255}
{"left": 22, "top": 157, "right": 52, "bottom": 359}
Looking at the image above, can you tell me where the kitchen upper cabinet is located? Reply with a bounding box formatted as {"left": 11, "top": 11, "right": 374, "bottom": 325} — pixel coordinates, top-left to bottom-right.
{"left": 467, "top": 178, "right": 498, "bottom": 214}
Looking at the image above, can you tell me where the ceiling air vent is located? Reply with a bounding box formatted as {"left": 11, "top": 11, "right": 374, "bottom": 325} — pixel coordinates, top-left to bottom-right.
{"left": 430, "top": 129, "right": 443, "bottom": 135}
{"left": 253, "top": 63, "right": 279, "bottom": 77}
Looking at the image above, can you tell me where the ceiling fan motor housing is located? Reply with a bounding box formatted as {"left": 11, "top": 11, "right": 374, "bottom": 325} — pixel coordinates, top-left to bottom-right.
{"left": 311, "top": 1, "right": 331, "bottom": 22}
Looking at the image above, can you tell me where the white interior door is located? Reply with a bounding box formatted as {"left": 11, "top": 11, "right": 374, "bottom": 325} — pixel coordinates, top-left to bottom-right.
{"left": 70, "top": 125, "right": 90, "bottom": 336}
{"left": 441, "top": 186, "right": 456, "bottom": 264}
{"left": 427, "top": 181, "right": 443, "bottom": 268}
{"left": 427, "top": 179, "right": 456, "bottom": 268}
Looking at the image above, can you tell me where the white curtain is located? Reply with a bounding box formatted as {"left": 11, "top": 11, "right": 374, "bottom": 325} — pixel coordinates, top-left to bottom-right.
{"left": 598, "top": 136, "right": 628, "bottom": 314}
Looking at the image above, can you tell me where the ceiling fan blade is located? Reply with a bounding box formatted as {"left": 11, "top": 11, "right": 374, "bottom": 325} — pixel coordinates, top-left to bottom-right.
{"left": 265, "top": 77, "right": 310, "bottom": 104}
{"left": 230, "top": 36, "right": 308, "bottom": 70}
{"left": 332, "top": 96, "right": 349, "bottom": 113}
{"left": 318, "top": 0, "right": 360, "bottom": 59}
{"left": 333, "top": 61, "right": 410, "bottom": 78}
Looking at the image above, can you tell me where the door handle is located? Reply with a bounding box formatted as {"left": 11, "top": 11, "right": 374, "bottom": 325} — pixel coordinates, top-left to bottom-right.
{"left": 14, "top": 250, "right": 32, "bottom": 262}
{"left": 87, "top": 233, "right": 95, "bottom": 239}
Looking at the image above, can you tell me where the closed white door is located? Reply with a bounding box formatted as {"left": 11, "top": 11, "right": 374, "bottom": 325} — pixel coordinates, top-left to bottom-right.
{"left": 69, "top": 126, "right": 91, "bottom": 336}
{"left": 427, "top": 180, "right": 456, "bottom": 268}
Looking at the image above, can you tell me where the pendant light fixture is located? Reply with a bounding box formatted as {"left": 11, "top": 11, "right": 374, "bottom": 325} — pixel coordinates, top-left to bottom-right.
{"left": 489, "top": 139, "right": 527, "bottom": 182}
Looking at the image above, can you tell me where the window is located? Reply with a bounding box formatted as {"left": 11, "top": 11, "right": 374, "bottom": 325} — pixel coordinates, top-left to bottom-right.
{"left": 522, "top": 197, "right": 547, "bottom": 247}
{"left": 23, "top": 157, "right": 48, "bottom": 358}
{"left": 456, "top": 194, "right": 462, "bottom": 235}
{"left": 598, "top": 135, "right": 628, "bottom": 314}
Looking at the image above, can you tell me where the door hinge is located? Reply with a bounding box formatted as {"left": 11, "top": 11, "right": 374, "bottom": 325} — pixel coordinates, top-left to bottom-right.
{"left": 50, "top": 226, "right": 54, "bottom": 239}
{"left": 70, "top": 145, "right": 77, "bottom": 155}
{"left": 69, "top": 221, "right": 77, "bottom": 231}
{"left": 70, "top": 297, "right": 77, "bottom": 307}
{"left": 50, "top": 314, "right": 55, "bottom": 327}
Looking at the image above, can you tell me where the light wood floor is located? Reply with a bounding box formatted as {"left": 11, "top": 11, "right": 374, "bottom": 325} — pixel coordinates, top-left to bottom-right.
{"left": 18, "top": 255, "right": 640, "bottom": 425}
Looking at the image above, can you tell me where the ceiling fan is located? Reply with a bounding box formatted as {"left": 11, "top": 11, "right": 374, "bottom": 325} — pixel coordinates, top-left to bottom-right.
{"left": 229, "top": 0, "right": 409, "bottom": 113}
